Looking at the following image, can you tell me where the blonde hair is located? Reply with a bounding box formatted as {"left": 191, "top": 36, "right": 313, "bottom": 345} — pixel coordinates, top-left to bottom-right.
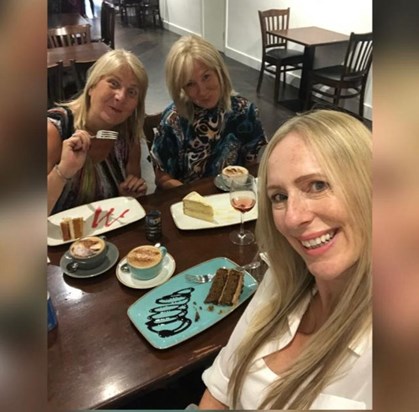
{"left": 229, "top": 110, "right": 372, "bottom": 409}
{"left": 165, "top": 35, "right": 233, "bottom": 122}
{"left": 63, "top": 49, "right": 148, "bottom": 143}
{"left": 61, "top": 49, "right": 148, "bottom": 205}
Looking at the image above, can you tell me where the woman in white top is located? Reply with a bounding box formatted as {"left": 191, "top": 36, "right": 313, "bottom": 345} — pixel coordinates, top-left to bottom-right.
{"left": 199, "top": 110, "right": 372, "bottom": 409}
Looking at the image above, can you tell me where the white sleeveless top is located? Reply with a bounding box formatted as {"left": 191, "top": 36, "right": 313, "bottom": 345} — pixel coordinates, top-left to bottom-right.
{"left": 202, "top": 270, "right": 372, "bottom": 409}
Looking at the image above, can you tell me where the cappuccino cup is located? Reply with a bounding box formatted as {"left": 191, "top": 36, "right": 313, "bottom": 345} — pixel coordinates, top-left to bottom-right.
{"left": 127, "top": 244, "right": 167, "bottom": 280}
{"left": 221, "top": 165, "right": 249, "bottom": 188}
{"left": 69, "top": 236, "right": 108, "bottom": 270}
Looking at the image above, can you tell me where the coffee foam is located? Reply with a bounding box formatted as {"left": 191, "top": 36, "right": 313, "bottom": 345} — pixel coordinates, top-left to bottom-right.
{"left": 223, "top": 166, "right": 247, "bottom": 176}
{"left": 127, "top": 246, "right": 162, "bottom": 268}
{"left": 70, "top": 237, "right": 105, "bottom": 258}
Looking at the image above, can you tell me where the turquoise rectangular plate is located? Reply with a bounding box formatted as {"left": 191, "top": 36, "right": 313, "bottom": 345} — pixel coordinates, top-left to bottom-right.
{"left": 127, "top": 257, "right": 258, "bottom": 349}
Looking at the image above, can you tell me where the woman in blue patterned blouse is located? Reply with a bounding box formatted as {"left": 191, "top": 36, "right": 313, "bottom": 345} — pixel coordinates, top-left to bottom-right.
{"left": 151, "top": 35, "right": 267, "bottom": 190}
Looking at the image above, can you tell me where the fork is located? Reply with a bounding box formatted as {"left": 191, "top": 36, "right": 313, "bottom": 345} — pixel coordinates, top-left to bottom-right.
{"left": 185, "top": 273, "right": 214, "bottom": 283}
{"left": 95, "top": 130, "right": 119, "bottom": 140}
{"left": 185, "top": 261, "right": 261, "bottom": 284}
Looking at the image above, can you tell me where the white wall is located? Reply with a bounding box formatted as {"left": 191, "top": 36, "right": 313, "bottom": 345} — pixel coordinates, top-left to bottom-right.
{"left": 161, "top": 0, "right": 202, "bottom": 36}
{"left": 160, "top": 0, "right": 373, "bottom": 119}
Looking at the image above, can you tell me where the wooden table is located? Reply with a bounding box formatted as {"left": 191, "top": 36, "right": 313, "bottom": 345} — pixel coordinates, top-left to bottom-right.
{"left": 47, "top": 41, "right": 112, "bottom": 67}
{"left": 47, "top": 173, "right": 261, "bottom": 410}
{"left": 267, "top": 26, "right": 349, "bottom": 108}
{"left": 48, "top": 12, "right": 90, "bottom": 28}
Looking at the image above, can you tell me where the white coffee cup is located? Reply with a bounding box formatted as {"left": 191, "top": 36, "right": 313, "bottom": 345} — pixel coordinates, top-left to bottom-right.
{"left": 221, "top": 165, "right": 249, "bottom": 188}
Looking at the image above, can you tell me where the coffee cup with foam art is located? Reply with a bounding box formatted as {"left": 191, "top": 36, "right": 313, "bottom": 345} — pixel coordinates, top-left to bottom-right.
{"left": 126, "top": 244, "right": 167, "bottom": 280}
{"left": 221, "top": 165, "right": 249, "bottom": 188}
{"left": 69, "top": 236, "right": 108, "bottom": 269}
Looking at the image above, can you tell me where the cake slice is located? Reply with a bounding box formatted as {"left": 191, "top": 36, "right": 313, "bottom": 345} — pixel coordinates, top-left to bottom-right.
{"left": 60, "top": 217, "right": 84, "bottom": 241}
{"left": 182, "top": 191, "right": 214, "bottom": 222}
{"left": 204, "top": 268, "right": 244, "bottom": 306}
{"left": 204, "top": 268, "right": 228, "bottom": 304}
{"left": 218, "top": 269, "right": 244, "bottom": 306}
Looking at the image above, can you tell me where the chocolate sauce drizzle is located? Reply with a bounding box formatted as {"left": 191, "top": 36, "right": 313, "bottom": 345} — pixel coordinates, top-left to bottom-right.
{"left": 146, "top": 287, "right": 195, "bottom": 338}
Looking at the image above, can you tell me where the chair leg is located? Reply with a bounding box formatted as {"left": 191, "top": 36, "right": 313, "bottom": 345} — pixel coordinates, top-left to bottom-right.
{"left": 333, "top": 88, "right": 340, "bottom": 109}
{"left": 281, "top": 67, "right": 286, "bottom": 90}
{"left": 304, "top": 78, "right": 312, "bottom": 111}
{"left": 274, "top": 65, "right": 281, "bottom": 103}
{"left": 256, "top": 61, "right": 265, "bottom": 94}
{"left": 359, "top": 86, "right": 366, "bottom": 118}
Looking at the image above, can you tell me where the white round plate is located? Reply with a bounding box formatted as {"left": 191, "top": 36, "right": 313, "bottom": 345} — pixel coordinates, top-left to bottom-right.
{"left": 116, "top": 253, "right": 176, "bottom": 289}
{"left": 60, "top": 242, "right": 119, "bottom": 278}
{"left": 214, "top": 174, "right": 230, "bottom": 192}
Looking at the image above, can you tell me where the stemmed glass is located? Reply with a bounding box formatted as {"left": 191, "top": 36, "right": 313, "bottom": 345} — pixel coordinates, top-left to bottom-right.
{"left": 229, "top": 175, "right": 257, "bottom": 245}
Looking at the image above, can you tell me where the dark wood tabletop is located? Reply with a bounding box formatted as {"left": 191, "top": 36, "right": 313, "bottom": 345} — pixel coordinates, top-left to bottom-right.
{"left": 266, "top": 26, "right": 349, "bottom": 107}
{"left": 48, "top": 12, "right": 90, "bottom": 29}
{"left": 267, "top": 26, "right": 349, "bottom": 48}
{"left": 47, "top": 41, "right": 112, "bottom": 67}
{"left": 47, "top": 171, "right": 261, "bottom": 410}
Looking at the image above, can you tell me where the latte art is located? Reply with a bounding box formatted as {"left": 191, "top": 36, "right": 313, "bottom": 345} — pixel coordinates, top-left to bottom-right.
{"left": 70, "top": 236, "right": 105, "bottom": 259}
{"left": 127, "top": 246, "right": 162, "bottom": 269}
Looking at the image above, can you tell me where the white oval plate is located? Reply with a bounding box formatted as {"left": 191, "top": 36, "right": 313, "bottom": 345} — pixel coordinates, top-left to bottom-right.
{"left": 48, "top": 196, "right": 146, "bottom": 246}
{"left": 116, "top": 253, "right": 176, "bottom": 289}
{"left": 170, "top": 192, "right": 258, "bottom": 230}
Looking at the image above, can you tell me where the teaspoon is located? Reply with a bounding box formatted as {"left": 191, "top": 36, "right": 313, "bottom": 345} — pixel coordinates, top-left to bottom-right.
{"left": 66, "top": 261, "right": 79, "bottom": 273}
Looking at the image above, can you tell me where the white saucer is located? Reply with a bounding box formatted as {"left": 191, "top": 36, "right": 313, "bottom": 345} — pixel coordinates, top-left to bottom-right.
{"left": 214, "top": 174, "right": 230, "bottom": 192}
{"left": 116, "top": 253, "right": 176, "bottom": 289}
{"left": 60, "top": 242, "right": 119, "bottom": 278}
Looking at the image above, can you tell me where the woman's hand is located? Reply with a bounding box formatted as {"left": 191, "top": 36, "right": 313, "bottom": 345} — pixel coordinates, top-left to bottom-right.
{"left": 58, "top": 130, "right": 91, "bottom": 179}
{"left": 119, "top": 175, "right": 147, "bottom": 197}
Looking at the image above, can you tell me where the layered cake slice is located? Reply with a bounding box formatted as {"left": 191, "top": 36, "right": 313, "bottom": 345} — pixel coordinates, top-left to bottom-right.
{"left": 182, "top": 191, "right": 214, "bottom": 222}
{"left": 60, "top": 217, "right": 84, "bottom": 241}
{"left": 204, "top": 268, "right": 244, "bottom": 306}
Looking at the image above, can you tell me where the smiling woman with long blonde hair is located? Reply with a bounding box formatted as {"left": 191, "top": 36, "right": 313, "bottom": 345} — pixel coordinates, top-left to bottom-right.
{"left": 199, "top": 109, "right": 372, "bottom": 410}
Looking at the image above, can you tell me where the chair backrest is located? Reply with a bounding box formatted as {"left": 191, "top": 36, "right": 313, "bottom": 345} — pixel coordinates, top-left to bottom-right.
{"left": 143, "top": 112, "right": 162, "bottom": 151}
{"left": 258, "top": 9, "right": 290, "bottom": 51}
{"left": 48, "top": 61, "right": 64, "bottom": 107}
{"left": 343, "top": 32, "right": 373, "bottom": 78}
{"left": 101, "top": 1, "right": 116, "bottom": 48}
{"left": 69, "top": 59, "right": 96, "bottom": 92}
{"left": 48, "top": 24, "right": 92, "bottom": 48}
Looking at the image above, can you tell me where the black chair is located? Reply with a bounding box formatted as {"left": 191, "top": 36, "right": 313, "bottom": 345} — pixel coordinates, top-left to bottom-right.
{"left": 143, "top": 112, "right": 162, "bottom": 152}
{"left": 119, "top": 0, "right": 142, "bottom": 27}
{"left": 257, "top": 9, "right": 304, "bottom": 103}
{"left": 48, "top": 61, "right": 64, "bottom": 107}
{"left": 138, "top": 0, "right": 163, "bottom": 29}
{"left": 143, "top": 112, "right": 162, "bottom": 163}
{"left": 101, "top": 1, "right": 116, "bottom": 48}
{"left": 69, "top": 59, "right": 96, "bottom": 93}
{"left": 305, "top": 32, "right": 373, "bottom": 118}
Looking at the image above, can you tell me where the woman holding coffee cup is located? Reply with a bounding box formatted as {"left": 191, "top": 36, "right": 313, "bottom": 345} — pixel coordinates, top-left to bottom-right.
{"left": 47, "top": 49, "right": 149, "bottom": 215}
{"left": 150, "top": 35, "right": 267, "bottom": 190}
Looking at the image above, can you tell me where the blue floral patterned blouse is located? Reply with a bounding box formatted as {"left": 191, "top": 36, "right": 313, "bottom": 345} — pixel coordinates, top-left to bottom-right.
{"left": 151, "top": 95, "right": 267, "bottom": 183}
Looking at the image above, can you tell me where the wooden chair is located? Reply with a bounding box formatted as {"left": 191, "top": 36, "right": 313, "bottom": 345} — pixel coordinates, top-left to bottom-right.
{"left": 48, "top": 61, "right": 64, "bottom": 107}
{"left": 48, "top": 24, "right": 92, "bottom": 48}
{"left": 257, "top": 9, "right": 304, "bottom": 103}
{"left": 143, "top": 112, "right": 162, "bottom": 153}
{"left": 305, "top": 32, "right": 373, "bottom": 118}
{"left": 69, "top": 59, "right": 96, "bottom": 92}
